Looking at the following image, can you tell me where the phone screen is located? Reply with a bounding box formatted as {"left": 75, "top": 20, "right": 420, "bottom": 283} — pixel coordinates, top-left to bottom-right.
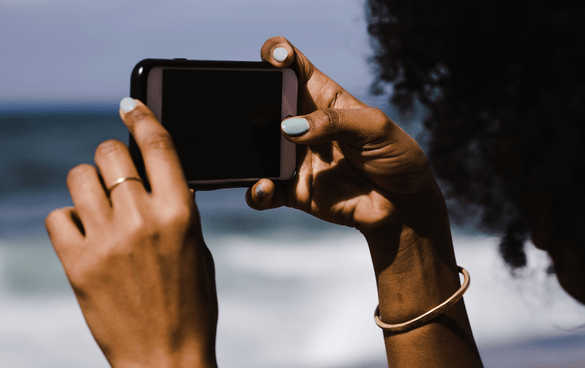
{"left": 160, "top": 69, "right": 283, "bottom": 181}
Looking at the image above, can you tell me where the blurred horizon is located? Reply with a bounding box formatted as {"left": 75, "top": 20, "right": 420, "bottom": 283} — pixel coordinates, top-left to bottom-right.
{"left": 3, "top": 88, "right": 585, "bottom": 368}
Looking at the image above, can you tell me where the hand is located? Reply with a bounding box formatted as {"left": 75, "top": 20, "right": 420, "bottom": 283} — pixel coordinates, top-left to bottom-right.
{"left": 247, "top": 38, "right": 482, "bottom": 367}
{"left": 247, "top": 37, "right": 432, "bottom": 237}
{"left": 45, "top": 100, "right": 218, "bottom": 368}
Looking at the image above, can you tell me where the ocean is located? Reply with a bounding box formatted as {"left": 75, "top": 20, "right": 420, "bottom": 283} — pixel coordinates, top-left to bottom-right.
{"left": 1, "top": 103, "right": 585, "bottom": 367}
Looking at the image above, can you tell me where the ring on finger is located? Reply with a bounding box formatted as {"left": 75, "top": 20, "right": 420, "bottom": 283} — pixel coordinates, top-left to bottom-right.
{"left": 107, "top": 176, "right": 144, "bottom": 195}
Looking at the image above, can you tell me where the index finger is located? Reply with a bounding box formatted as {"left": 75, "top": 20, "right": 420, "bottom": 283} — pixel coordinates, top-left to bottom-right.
{"left": 119, "top": 98, "right": 190, "bottom": 202}
{"left": 260, "top": 36, "right": 367, "bottom": 113}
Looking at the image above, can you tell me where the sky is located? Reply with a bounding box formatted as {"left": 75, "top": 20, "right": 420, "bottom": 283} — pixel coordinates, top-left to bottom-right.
{"left": 0, "top": 0, "right": 373, "bottom": 104}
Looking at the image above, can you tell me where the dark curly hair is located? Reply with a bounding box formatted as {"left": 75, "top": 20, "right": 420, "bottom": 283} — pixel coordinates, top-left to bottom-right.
{"left": 366, "top": 0, "right": 585, "bottom": 270}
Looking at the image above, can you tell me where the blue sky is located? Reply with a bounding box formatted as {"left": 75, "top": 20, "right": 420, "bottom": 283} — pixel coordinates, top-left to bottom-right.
{"left": 0, "top": 0, "right": 373, "bottom": 104}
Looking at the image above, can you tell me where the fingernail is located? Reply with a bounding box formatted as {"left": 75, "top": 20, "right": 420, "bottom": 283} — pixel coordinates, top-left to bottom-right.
{"left": 281, "top": 118, "right": 309, "bottom": 136}
{"left": 273, "top": 47, "right": 288, "bottom": 62}
{"left": 255, "top": 184, "right": 266, "bottom": 197}
{"left": 120, "top": 97, "right": 137, "bottom": 113}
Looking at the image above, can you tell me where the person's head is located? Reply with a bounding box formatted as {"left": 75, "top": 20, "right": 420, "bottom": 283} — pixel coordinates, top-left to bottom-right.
{"left": 365, "top": 0, "right": 585, "bottom": 302}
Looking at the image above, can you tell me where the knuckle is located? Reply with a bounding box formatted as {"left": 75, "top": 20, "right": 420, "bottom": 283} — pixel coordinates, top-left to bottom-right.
{"left": 370, "top": 107, "right": 388, "bottom": 122}
{"left": 159, "top": 203, "right": 192, "bottom": 229}
{"left": 123, "top": 209, "right": 175, "bottom": 247}
{"left": 66, "top": 264, "right": 91, "bottom": 291}
{"left": 126, "top": 107, "right": 155, "bottom": 126}
{"left": 368, "top": 107, "right": 393, "bottom": 132}
{"left": 118, "top": 210, "right": 152, "bottom": 241}
{"left": 320, "top": 108, "right": 341, "bottom": 130}
{"left": 94, "top": 139, "right": 126, "bottom": 161}
{"left": 327, "top": 88, "right": 343, "bottom": 109}
{"left": 142, "top": 130, "right": 175, "bottom": 153}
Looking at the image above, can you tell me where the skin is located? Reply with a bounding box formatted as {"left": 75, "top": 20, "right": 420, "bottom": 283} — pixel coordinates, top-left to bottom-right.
{"left": 247, "top": 37, "right": 483, "bottom": 367}
{"left": 45, "top": 102, "right": 218, "bottom": 368}
{"left": 46, "top": 37, "right": 483, "bottom": 367}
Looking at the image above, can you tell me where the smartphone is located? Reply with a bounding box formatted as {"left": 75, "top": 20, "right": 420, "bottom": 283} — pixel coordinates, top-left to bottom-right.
{"left": 129, "top": 58, "right": 298, "bottom": 190}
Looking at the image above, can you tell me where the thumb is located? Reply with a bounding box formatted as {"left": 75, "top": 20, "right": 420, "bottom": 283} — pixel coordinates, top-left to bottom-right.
{"left": 281, "top": 107, "right": 393, "bottom": 146}
{"left": 261, "top": 36, "right": 366, "bottom": 111}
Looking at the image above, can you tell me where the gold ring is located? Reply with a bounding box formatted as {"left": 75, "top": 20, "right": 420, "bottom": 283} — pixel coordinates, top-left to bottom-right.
{"left": 107, "top": 176, "right": 143, "bottom": 194}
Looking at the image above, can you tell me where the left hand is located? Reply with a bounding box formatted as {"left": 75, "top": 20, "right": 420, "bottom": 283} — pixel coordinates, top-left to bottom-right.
{"left": 45, "top": 99, "right": 218, "bottom": 368}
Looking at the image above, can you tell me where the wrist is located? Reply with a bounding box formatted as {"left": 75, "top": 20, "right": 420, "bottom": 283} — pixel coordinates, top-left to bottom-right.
{"left": 363, "top": 170, "right": 481, "bottom": 365}
{"left": 368, "top": 230, "right": 462, "bottom": 324}
{"left": 362, "top": 175, "right": 462, "bottom": 323}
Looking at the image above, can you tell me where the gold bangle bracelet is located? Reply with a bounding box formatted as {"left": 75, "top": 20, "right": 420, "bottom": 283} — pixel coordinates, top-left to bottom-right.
{"left": 374, "top": 266, "right": 470, "bottom": 333}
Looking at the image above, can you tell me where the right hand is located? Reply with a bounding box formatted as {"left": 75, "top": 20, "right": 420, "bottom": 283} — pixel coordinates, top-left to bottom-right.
{"left": 45, "top": 100, "right": 218, "bottom": 368}
{"left": 246, "top": 37, "right": 434, "bottom": 238}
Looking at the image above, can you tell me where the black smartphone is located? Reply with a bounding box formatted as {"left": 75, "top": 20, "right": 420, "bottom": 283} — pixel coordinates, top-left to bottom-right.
{"left": 129, "top": 58, "right": 298, "bottom": 190}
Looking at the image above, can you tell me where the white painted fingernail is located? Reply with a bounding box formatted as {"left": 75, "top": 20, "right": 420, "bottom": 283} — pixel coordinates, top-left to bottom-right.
{"left": 120, "top": 97, "right": 137, "bottom": 113}
{"left": 255, "top": 184, "right": 266, "bottom": 197}
{"left": 281, "top": 118, "right": 309, "bottom": 136}
{"left": 273, "top": 47, "right": 288, "bottom": 62}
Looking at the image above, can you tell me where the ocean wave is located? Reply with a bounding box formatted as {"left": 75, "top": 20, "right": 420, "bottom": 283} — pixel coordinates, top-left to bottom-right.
{"left": 1, "top": 223, "right": 585, "bottom": 367}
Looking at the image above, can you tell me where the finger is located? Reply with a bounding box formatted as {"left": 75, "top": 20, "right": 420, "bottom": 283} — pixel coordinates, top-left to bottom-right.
{"left": 45, "top": 207, "right": 85, "bottom": 259}
{"left": 245, "top": 179, "right": 287, "bottom": 211}
{"left": 66, "top": 164, "right": 111, "bottom": 231}
{"left": 94, "top": 139, "right": 147, "bottom": 209}
{"left": 45, "top": 207, "right": 89, "bottom": 277}
{"left": 281, "top": 107, "right": 394, "bottom": 146}
{"left": 119, "top": 98, "right": 190, "bottom": 203}
{"left": 260, "top": 36, "right": 367, "bottom": 112}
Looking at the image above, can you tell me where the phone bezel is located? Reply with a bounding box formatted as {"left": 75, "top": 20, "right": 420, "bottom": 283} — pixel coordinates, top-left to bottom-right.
{"left": 129, "top": 59, "right": 298, "bottom": 190}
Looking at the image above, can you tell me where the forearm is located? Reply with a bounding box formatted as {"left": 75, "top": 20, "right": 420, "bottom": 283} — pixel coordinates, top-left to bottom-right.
{"left": 364, "top": 177, "right": 483, "bottom": 367}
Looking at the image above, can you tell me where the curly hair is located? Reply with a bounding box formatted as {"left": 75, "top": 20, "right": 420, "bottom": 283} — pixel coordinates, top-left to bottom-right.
{"left": 366, "top": 0, "right": 585, "bottom": 269}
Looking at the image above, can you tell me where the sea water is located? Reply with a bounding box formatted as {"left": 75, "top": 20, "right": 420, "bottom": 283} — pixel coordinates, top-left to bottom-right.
{"left": 1, "top": 104, "right": 585, "bottom": 367}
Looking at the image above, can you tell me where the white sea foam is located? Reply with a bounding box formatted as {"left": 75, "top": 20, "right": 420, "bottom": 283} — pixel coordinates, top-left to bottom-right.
{"left": 212, "top": 233, "right": 383, "bottom": 368}
{"left": 0, "top": 295, "right": 108, "bottom": 368}
{"left": 1, "top": 232, "right": 585, "bottom": 367}
{"left": 454, "top": 234, "right": 585, "bottom": 347}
